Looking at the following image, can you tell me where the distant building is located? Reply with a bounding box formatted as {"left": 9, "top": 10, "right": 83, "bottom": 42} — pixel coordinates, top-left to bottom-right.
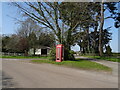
{"left": 28, "top": 46, "right": 50, "bottom": 56}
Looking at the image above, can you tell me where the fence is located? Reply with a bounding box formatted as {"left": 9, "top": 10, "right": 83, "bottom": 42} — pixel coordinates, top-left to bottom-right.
{"left": 1, "top": 52, "right": 24, "bottom": 56}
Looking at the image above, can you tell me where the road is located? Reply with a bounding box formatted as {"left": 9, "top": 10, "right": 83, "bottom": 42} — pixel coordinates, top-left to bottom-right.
{"left": 75, "top": 56, "right": 119, "bottom": 77}
{"left": 2, "top": 59, "right": 118, "bottom": 88}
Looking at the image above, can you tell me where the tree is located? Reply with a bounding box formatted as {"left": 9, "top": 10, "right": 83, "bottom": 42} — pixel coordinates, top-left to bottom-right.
{"left": 11, "top": 2, "right": 119, "bottom": 58}
{"left": 15, "top": 17, "right": 56, "bottom": 56}
{"left": 98, "top": 2, "right": 119, "bottom": 56}
{"left": 59, "top": 2, "right": 101, "bottom": 58}
{"left": 0, "top": 35, "right": 2, "bottom": 53}
{"left": 59, "top": 2, "right": 97, "bottom": 48}
{"left": 28, "top": 32, "right": 37, "bottom": 56}
{"left": 16, "top": 18, "right": 41, "bottom": 38}
{"left": 3, "top": 34, "right": 19, "bottom": 53}
{"left": 99, "top": 0, "right": 104, "bottom": 56}
{"left": 16, "top": 18, "right": 43, "bottom": 55}
{"left": 105, "top": 2, "right": 120, "bottom": 28}
{"left": 105, "top": 45, "right": 112, "bottom": 56}
{"left": 12, "top": 2, "right": 61, "bottom": 43}
{"left": 16, "top": 37, "right": 29, "bottom": 54}
{"left": 11, "top": 2, "right": 83, "bottom": 60}
{"left": 38, "top": 32, "right": 55, "bottom": 47}
{"left": 2, "top": 35, "right": 11, "bottom": 52}
{"left": 74, "top": 27, "right": 112, "bottom": 55}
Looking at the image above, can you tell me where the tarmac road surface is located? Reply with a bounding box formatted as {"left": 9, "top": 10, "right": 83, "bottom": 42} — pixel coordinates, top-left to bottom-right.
{"left": 2, "top": 59, "right": 118, "bottom": 88}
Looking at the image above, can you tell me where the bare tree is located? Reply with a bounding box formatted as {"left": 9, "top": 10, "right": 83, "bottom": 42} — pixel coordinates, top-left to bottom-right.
{"left": 16, "top": 18, "right": 41, "bottom": 38}
{"left": 12, "top": 2, "right": 80, "bottom": 45}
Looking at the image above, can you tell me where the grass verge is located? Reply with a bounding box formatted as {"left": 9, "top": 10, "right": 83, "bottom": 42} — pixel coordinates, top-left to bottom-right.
{"left": 31, "top": 59, "right": 112, "bottom": 72}
{"left": 1, "top": 55, "right": 48, "bottom": 59}
{"left": 82, "top": 55, "right": 120, "bottom": 62}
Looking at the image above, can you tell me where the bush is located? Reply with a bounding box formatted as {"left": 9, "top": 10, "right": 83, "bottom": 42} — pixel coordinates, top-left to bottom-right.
{"left": 105, "top": 45, "right": 112, "bottom": 56}
{"left": 64, "top": 48, "right": 75, "bottom": 60}
{"left": 49, "top": 46, "right": 75, "bottom": 61}
{"left": 49, "top": 47, "right": 56, "bottom": 61}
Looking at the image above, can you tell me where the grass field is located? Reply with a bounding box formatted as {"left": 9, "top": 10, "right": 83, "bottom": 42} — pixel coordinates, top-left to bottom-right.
{"left": 31, "top": 59, "right": 112, "bottom": 72}
{"left": 1, "top": 55, "right": 112, "bottom": 72}
{"left": 82, "top": 55, "right": 120, "bottom": 62}
{"left": 1, "top": 55, "right": 48, "bottom": 59}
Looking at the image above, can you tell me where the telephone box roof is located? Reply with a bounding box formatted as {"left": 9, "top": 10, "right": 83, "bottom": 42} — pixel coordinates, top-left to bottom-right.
{"left": 56, "top": 44, "right": 64, "bottom": 47}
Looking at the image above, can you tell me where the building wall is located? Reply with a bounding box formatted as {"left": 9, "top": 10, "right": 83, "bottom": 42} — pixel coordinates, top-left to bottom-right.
{"left": 29, "top": 48, "right": 50, "bottom": 55}
{"left": 47, "top": 49, "right": 50, "bottom": 55}
{"left": 35, "top": 49, "right": 41, "bottom": 55}
{"left": 28, "top": 48, "right": 34, "bottom": 55}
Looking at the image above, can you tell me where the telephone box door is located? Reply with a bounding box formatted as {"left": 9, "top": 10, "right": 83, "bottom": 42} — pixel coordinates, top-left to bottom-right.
{"left": 56, "top": 44, "right": 64, "bottom": 62}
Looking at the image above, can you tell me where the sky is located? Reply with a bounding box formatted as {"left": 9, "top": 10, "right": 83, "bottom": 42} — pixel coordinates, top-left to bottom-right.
{"left": 0, "top": 3, "right": 2, "bottom": 34}
{"left": 0, "top": 2, "right": 119, "bottom": 52}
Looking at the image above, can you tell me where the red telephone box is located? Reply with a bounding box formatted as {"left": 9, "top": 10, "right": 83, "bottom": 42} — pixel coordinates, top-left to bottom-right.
{"left": 56, "top": 44, "right": 64, "bottom": 62}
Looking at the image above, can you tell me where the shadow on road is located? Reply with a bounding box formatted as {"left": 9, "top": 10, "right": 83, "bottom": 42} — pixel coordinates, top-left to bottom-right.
{"left": 75, "top": 56, "right": 101, "bottom": 61}
{"left": 2, "top": 71, "right": 15, "bottom": 88}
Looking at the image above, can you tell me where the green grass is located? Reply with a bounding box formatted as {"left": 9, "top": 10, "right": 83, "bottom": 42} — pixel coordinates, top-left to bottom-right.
{"left": 31, "top": 59, "right": 112, "bottom": 72}
{"left": 82, "top": 55, "right": 120, "bottom": 62}
{"left": 1, "top": 55, "right": 48, "bottom": 59}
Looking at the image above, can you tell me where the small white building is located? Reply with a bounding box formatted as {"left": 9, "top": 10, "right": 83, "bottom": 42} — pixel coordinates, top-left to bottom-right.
{"left": 28, "top": 46, "right": 50, "bottom": 56}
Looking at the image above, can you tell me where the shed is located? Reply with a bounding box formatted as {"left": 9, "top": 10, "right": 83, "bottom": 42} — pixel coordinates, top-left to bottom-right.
{"left": 28, "top": 46, "right": 50, "bottom": 56}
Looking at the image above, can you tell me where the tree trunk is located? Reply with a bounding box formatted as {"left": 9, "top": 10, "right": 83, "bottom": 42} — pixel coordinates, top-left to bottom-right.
{"left": 86, "top": 28, "right": 90, "bottom": 53}
{"left": 24, "top": 50, "right": 28, "bottom": 56}
{"left": 94, "top": 23, "right": 98, "bottom": 54}
{"left": 33, "top": 48, "right": 36, "bottom": 56}
{"left": 99, "top": 0, "right": 104, "bottom": 56}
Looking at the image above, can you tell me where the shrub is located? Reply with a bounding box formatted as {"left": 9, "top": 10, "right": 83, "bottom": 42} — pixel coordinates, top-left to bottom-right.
{"left": 64, "top": 48, "right": 75, "bottom": 60}
{"left": 49, "top": 46, "right": 75, "bottom": 61}
{"left": 105, "top": 45, "right": 112, "bottom": 56}
{"left": 49, "top": 47, "right": 56, "bottom": 61}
